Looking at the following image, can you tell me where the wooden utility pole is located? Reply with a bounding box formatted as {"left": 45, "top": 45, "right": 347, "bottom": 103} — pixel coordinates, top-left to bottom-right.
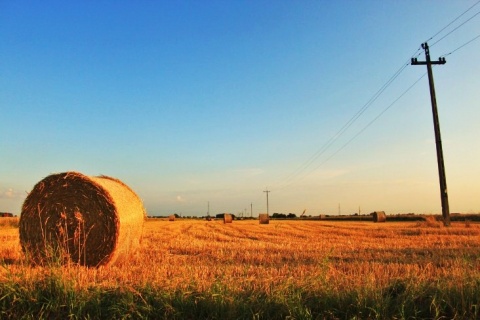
{"left": 411, "top": 42, "right": 450, "bottom": 226}
{"left": 263, "top": 189, "right": 270, "bottom": 216}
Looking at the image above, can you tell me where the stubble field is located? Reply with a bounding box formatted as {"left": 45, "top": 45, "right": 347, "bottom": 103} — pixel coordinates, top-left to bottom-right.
{"left": 1, "top": 217, "right": 480, "bottom": 319}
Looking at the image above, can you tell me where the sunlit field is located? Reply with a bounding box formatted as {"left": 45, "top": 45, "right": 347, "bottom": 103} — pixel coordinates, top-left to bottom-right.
{"left": 1, "top": 217, "right": 480, "bottom": 319}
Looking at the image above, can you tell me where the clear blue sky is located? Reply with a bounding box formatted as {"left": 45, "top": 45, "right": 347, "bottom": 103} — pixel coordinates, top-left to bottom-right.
{"left": 1, "top": 1, "right": 480, "bottom": 216}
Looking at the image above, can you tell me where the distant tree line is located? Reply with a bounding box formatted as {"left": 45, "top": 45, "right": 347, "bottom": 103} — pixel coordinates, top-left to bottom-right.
{"left": 215, "top": 213, "right": 236, "bottom": 220}
{"left": 271, "top": 213, "right": 297, "bottom": 219}
{"left": 0, "top": 212, "right": 14, "bottom": 217}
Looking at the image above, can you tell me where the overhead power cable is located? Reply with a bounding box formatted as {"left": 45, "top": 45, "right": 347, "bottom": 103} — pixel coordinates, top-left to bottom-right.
{"left": 299, "top": 31, "right": 477, "bottom": 184}
{"left": 440, "top": 33, "right": 480, "bottom": 57}
{"left": 274, "top": 49, "right": 420, "bottom": 191}
{"left": 431, "top": 9, "right": 480, "bottom": 47}
{"left": 273, "top": 1, "right": 479, "bottom": 192}
{"left": 307, "top": 73, "right": 427, "bottom": 175}
{"left": 425, "top": 0, "right": 480, "bottom": 43}
{"left": 276, "top": 60, "right": 409, "bottom": 188}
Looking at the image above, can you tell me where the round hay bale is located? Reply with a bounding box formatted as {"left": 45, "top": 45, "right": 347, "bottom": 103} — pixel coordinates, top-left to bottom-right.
{"left": 259, "top": 213, "right": 269, "bottom": 224}
{"left": 19, "top": 172, "right": 146, "bottom": 267}
{"left": 372, "top": 211, "right": 387, "bottom": 223}
{"left": 168, "top": 215, "right": 175, "bottom": 222}
{"left": 223, "top": 213, "right": 233, "bottom": 224}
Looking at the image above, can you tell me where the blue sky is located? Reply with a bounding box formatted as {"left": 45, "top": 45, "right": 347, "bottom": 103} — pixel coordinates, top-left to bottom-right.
{"left": 1, "top": 1, "right": 480, "bottom": 216}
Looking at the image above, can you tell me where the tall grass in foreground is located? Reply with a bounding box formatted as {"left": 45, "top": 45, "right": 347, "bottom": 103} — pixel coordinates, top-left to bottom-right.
{"left": 2, "top": 273, "right": 480, "bottom": 319}
{"left": 2, "top": 219, "right": 480, "bottom": 319}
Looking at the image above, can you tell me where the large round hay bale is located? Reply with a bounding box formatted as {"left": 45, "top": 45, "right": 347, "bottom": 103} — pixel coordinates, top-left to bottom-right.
{"left": 19, "top": 172, "right": 146, "bottom": 267}
{"left": 223, "top": 213, "right": 233, "bottom": 224}
{"left": 168, "top": 215, "right": 175, "bottom": 221}
{"left": 259, "top": 213, "right": 269, "bottom": 224}
{"left": 372, "top": 211, "right": 387, "bottom": 223}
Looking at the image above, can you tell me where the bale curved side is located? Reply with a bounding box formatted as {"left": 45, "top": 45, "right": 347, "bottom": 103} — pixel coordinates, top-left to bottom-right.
{"left": 372, "top": 211, "right": 387, "bottom": 223}
{"left": 89, "top": 175, "right": 146, "bottom": 266}
{"left": 259, "top": 213, "right": 269, "bottom": 224}
{"left": 19, "top": 172, "right": 146, "bottom": 267}
{"left": 223, "top": 214, "right": 233, "bottom": 224}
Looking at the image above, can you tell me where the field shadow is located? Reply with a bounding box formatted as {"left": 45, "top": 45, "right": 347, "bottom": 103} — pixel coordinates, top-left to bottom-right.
{"left": 330, "top": 247, "right": 480, "bottom": 265}
{"left": 1, "top": 258, "right": 18, "bottom": 265}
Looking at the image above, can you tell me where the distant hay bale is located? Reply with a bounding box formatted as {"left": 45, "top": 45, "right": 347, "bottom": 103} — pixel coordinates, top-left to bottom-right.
{"left": 372, "top": 211, "right": 387, "bottom": 223}
{"left": 19, "top": 172, "right": 146, "bottom": 267}
{"left": 168, "top": 215, "right": 175, "bottom": 221}
{"left": 259, "top": 213, "right": 269, "bottom": 224}
{"left": 223, "top": 213, "right": 233, "bottom": 224}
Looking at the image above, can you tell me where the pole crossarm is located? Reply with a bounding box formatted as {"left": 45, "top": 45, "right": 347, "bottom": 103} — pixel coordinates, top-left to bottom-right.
{"left": 411, "top": 57, "right": 446, "bottom": 65}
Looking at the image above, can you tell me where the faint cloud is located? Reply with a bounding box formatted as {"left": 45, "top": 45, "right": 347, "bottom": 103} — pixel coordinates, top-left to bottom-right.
{"left": 424, "top": 138, "right": 435, "bottom": 145}
{"left": 312, "top": 168, "right": 349, "bottom": 179}
{"left": 0, "top": 188, "right": 17, "bottom": 199}
{"left": 234, "top": 168, "right": 264, "bottom": 177}
{"left": 176, "top": 195, "right": 186, "bottom": 202}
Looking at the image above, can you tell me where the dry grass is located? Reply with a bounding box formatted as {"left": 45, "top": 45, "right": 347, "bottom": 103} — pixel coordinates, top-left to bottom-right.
{"left": 419, "top": 215, "right": 443, "bottom": 228}
{"left": 0, "top": 217, "right": 19, "bottom": 228}
{"left": 2, "top": 219, "right": 480, "bottom": 295}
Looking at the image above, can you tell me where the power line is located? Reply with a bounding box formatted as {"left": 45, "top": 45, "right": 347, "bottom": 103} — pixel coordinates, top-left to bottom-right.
{"left": 440, "top": 33, "right": 480, "bottom": 57}
{"left": 425, "top": 0, "right": 480, "bottom": 43}
{"left": 302, "top": 73, "right": 427, "bottom": 182}
{"left": 276, "top": 59, "right": 411, "bottom": 188}
{"left": 276, "top": 29, "right": 471, "bottom": 190}
{"left": 274, "top": 50, "right": 420, "bottom": 191}
{"left": 272, "top": 2, "right": 480, "bottom": 193}
{"left": 430, "top": 10, "right": 480, "bottom": 47}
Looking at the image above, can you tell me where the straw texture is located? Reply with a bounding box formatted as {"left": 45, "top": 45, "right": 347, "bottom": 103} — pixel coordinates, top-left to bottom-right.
{"left": 19, "top": 172, "right": 146, "bottom": 267}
